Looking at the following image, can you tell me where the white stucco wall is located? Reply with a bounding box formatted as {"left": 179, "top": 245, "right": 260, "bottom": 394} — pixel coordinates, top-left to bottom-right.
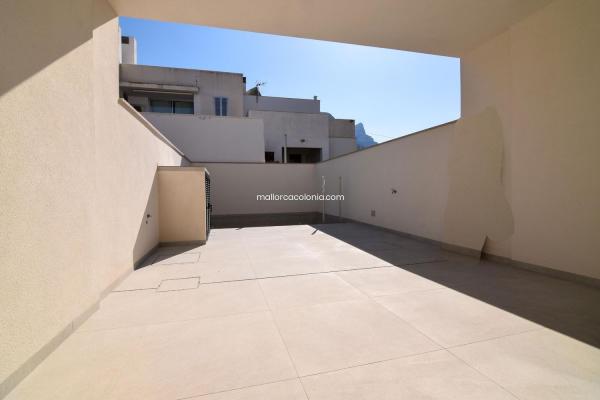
{"left": 2, "top": 0, "right": 599, "bottom": 393}
{"left": 0, "top": 0, "right": 186, "bottom": 391}
{"left": 158, "top": 167, "right": 207, "bottom": 243}
{"left": 248, "top": 110, "right": 330, "bottom": 162}
{"left": 329, "top": 118, "right": 355, "bottom": 138}
{"left": 120, "top": 36, "right": 136, "bottom": 64}
{"left": 329, "top": 119, "right": 357, "bottom": 158}
{"left": 143, "top": 113, "right": 265, "bottom": 163}
{"left": 244, "top": 95, "right": 320, "bottom": 114}
{"left": 121, "top": 64, "right": 245, "bottom": 117}
{"left": 317, "top": 124, "right": 454, "bottom": 240}
{"left": 318, "top": 0, "right": 600, "bottom": 281}
{"left": 195, "top": 163, "right": 319, "bottom": 215}
{"left": 460, "top": 0, "right": 600, "bottom": 279}
{"left": 329, "top": 137, "right": 358, "bottom": 158}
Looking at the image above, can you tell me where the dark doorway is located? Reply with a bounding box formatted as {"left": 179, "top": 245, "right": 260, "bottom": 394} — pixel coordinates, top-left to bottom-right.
{"left": 281, "top": 147, "right": 322, "bottom": 163}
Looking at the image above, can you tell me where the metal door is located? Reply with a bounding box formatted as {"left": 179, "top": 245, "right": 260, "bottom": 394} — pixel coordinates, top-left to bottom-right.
{"left": 205, "top": 173, "right": 211, "bottom": 237}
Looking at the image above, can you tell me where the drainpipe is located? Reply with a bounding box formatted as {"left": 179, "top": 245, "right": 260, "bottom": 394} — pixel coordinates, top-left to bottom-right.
{"left": 284, "top": 133, "right": 288, "bottom": 164}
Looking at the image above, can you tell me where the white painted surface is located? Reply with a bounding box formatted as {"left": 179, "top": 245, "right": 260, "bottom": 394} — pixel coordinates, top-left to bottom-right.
{"left": 329, "top": 118, "right": 355, "bottom": 138}
{"left": 144, "top": 113, "right": 265, "bottom": 163}
{"left": 244, "top": 95, "right": 320, "bottom": 114}
{"left": 1, "top": 2, "right": 185, "bottom": 387}
{"left": 460, "top": 0, "right": 600, "bottom": 279}
{"left": 317, "top": 124, "right": 454, "bottom": 241}
{"left": 249, "top": 110, "right": 330, "bottom": 162}
{"left": 329, "top": 137, "right": 357, "bottom": 158}
{"left": 443, "top": 108, "right": 513, "bottom": 252}
{"left": 109, "top": 0, "right": 553, "bottom": 56}
{"left": 120, "top": 36, "right": 136, "bottom": 64}
{"left": 195, "top": 163, "right": 319, "bottom": 215}
{"left": 158, "top": 167, "right": 207, "bottom": 243}
{"left": 318, "top": 0, "right": 600, "bottom": 280}
{"left": 3, "top": 0, "right": 600, "bottom": 390}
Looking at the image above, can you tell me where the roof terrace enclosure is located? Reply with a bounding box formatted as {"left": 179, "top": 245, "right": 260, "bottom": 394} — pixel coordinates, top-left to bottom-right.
{"left": 1, "top": 0, "right": 599, "bottom": 397}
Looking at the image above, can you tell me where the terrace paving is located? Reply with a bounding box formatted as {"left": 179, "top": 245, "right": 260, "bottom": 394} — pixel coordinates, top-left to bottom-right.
{"left": 7, "top": 223, "right": 600, "bottom": 399}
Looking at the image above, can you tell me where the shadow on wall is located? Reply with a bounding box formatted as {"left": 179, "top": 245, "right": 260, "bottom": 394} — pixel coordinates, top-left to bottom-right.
{"left": 132, "top": 171, "right": 160, "bottom": 268}
{"left": 311, "top": 222, "right": 600, "bottom": 349}
{"left": 0, "top": 0, "right": 113, "bottom": 97}
{"left": 442, "top": 107, "right": 514, "bottom": 255}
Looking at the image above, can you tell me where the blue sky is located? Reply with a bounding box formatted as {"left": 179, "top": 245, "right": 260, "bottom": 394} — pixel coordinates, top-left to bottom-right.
{"left": 120, "top": 17, "right": 460, "bottom": 142}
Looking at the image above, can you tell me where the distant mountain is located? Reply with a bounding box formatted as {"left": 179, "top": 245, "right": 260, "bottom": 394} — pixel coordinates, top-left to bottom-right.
{"left": 355, "top": 123, "right": 378, "bottom": 149}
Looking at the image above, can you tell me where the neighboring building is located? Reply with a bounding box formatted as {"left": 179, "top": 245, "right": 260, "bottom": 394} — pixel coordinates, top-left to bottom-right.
{"left": 120, "top": 35, "right": 137, "bottom": 64}
{"left": 328, "top": 117, "right": 358, "bottom": 158}
{"left": 119, "top": 36, "right": 357, "bottom": 163}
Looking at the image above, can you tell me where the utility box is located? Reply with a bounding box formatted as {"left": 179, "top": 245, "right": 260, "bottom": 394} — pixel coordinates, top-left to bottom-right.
{"left": 158, "top": 166, "right": 210, "bottom": 244}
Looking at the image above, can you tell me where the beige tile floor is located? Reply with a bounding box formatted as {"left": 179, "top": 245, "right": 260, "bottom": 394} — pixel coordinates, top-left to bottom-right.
{"left": 7, "top": 223, "right": 600, "bottom": 399}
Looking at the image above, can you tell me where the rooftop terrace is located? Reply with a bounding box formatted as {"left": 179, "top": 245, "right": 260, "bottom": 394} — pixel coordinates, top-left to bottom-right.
{"left": 3, "top": 1, "right": 600, "bottom": 398}
{"left": 7, "top": 223, "right": 600, "bottom": 399}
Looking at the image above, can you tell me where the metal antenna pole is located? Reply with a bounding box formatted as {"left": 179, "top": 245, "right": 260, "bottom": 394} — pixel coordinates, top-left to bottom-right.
{"left": 322, "top": 175, "right": 326, "bottom": 223}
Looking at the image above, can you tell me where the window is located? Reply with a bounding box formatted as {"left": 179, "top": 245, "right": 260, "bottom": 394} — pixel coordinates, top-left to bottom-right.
{"left": 173, "top": 101, "right": 193, "bottom": 114}
{"left": 214, "top": 97, "right": 228, "bottom": 116}
{"left": 265, "top": 151, "right": 275, "bottom": 163}
{"left": 150, "top": 99, "right": 194, "bottom": 114}
{"left": 150, "top": 100, "right": 172, "bottom": 113}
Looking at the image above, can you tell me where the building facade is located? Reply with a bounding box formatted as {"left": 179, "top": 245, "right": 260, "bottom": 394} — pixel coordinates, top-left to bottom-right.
{"left": 119, "top": 36, "right": 357, "bottom": 163}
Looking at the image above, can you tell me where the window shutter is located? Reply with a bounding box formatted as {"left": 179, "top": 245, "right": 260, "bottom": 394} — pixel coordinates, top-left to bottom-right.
{"left": 214, "top": 97, "right": 221, "bottom": 116}
{"left": 222, "top": 98, "right": 228, "bottom": 116}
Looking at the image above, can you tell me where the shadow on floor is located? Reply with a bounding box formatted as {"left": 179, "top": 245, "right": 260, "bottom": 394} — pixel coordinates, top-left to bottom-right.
{"left": 311, "top": 222, "right": 600, "bottom": 348}
{"left": 211, "top": 212, "right": 344, "bottom": 229}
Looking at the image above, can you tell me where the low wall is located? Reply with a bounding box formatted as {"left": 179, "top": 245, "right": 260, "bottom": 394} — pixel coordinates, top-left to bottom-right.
{"left": 158, "top": 167, "right": 207, "bottom": 243}
{"left": 143, "top": 112, "right": 265, "bottom": 163}
{"left": 244, "top": 95, "right": 320, "bottom": 114}
{"left": 317, "top": 123, "right": 454, "bottom": 242}
{"left": 0, "top": 7, "right": 187, "bottom": 393}
{"left": 193, "top": 163, "right": 319, "bottom": 216}
{"left": 116, "top": 101, "right": 188, "bottom": 268}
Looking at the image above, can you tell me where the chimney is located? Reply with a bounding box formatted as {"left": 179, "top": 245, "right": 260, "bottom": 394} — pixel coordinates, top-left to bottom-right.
{"left": 313, "top": 96, "right": 318, "bottom": 101}
{"left": 121, "top": 36, "right": 137, "bottom": 64}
